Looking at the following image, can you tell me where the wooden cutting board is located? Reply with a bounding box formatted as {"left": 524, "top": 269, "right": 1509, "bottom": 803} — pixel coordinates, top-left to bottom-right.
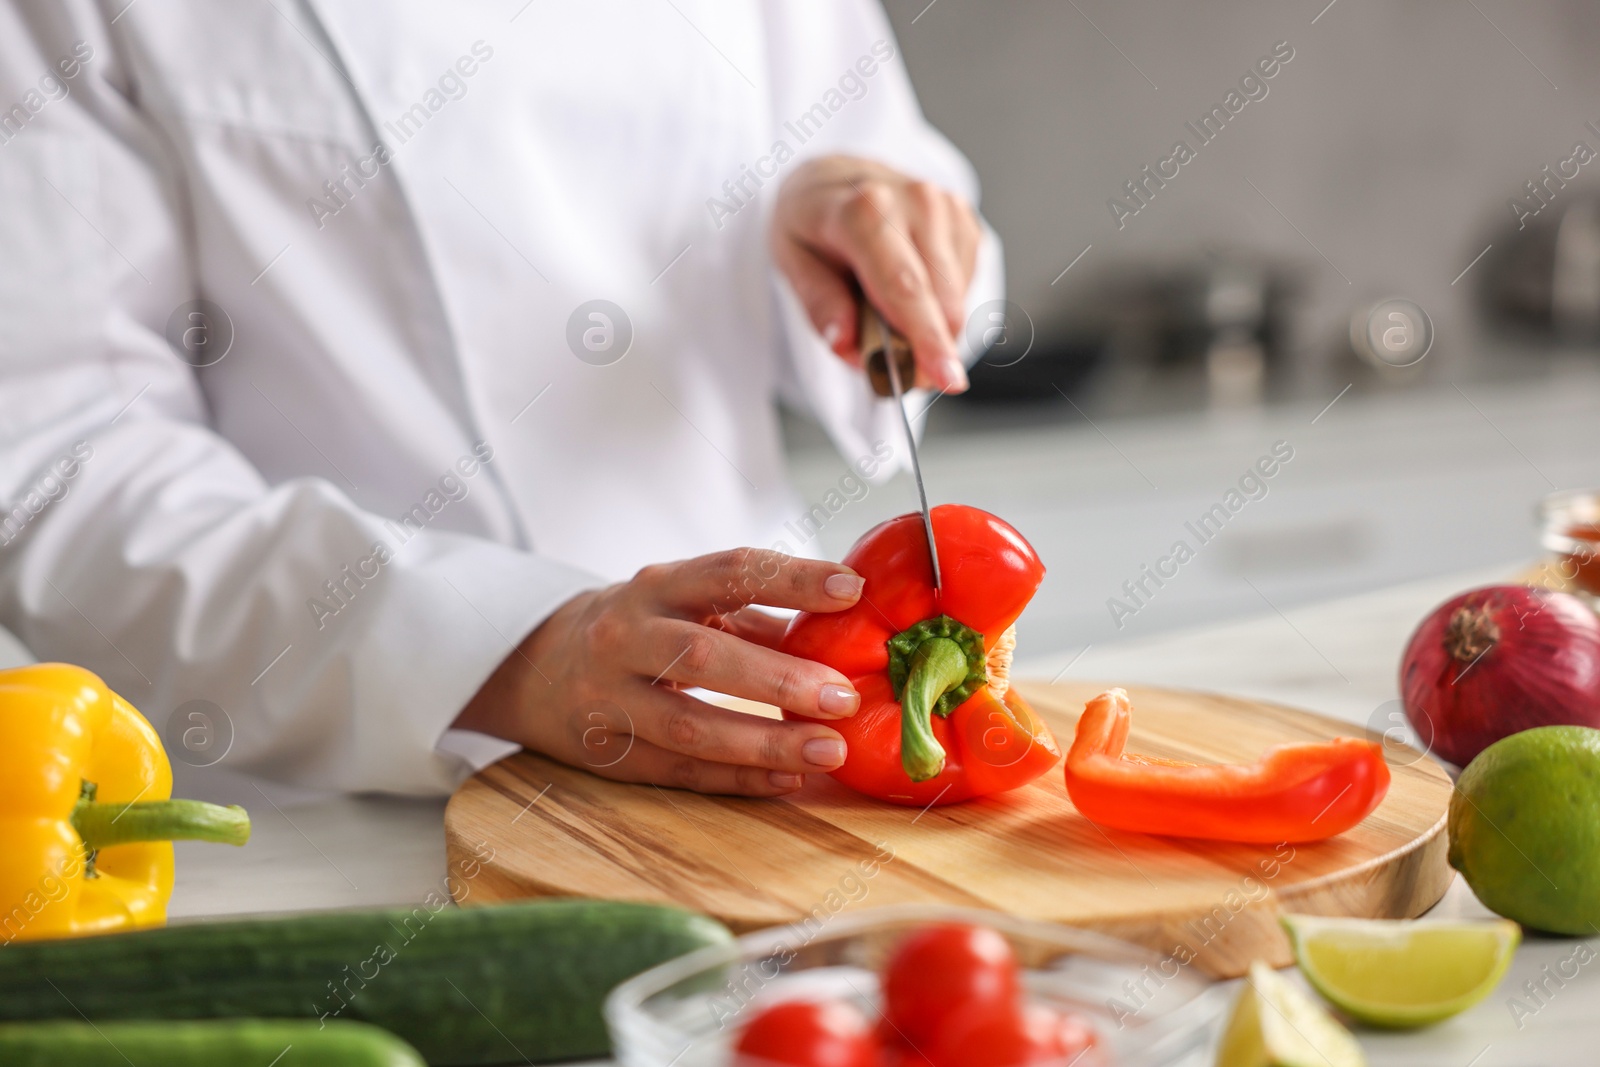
{"left": 444, "top": 681, "right": 1453, "bottom": 978}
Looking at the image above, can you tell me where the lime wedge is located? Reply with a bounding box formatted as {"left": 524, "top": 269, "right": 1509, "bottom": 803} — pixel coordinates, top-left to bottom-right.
{"left": 1281, "top": 914, "right": 1520, "bottom": 1029}
{"left": 1218, "top": 961, "right": 1366, "bottom": 1067}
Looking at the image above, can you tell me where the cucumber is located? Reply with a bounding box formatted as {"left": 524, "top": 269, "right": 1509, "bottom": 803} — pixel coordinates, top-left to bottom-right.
{"left": 0, "top": 1019, "right": 424, "bottom": 1067}
{"left": 0, "top": 899, "right": 730, "bottom": 1065}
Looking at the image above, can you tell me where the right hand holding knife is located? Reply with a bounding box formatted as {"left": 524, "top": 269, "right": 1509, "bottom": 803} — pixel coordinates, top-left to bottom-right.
{"left": 770, "top": 155, "right": 980, "bottom": 393}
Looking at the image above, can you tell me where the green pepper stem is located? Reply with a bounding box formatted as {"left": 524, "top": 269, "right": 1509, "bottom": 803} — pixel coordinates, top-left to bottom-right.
{"left": 71, "top": 799, "right": 252, "bottom": 850}
{"left": 899, "top": 637, "right": 972, "bottom": 782}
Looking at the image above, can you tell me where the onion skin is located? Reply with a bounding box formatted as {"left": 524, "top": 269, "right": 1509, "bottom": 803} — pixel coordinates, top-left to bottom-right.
{"left": 1400, "top": 585, "right": 1600, "bottom": 766}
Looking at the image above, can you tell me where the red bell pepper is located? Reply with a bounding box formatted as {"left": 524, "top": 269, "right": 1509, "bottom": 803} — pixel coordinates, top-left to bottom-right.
{"left": 1063, "top": 688, "right": 1391, "bottom": 843}
{"left": 781, "top": 504, "right": 1060, "bottom": 807}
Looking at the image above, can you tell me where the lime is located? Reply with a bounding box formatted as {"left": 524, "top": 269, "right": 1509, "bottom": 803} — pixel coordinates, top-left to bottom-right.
{"left": 1280, "top": 915, "right": 1519, "bottom": 1028}
{"left": 1449, "top": 725, "right": 1600, "bottom": 936}
{"left": 1217, "top": 960, "right": 1365, "bottom": 1067}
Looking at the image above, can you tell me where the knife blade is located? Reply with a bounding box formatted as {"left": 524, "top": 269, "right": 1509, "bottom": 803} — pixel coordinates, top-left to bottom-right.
{"left": 860, "top": 300, "right": 943, "bottom": 595}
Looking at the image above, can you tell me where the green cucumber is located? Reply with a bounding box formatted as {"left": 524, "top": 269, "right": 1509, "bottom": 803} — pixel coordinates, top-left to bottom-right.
{"left": 0, "top": 1019, "right": 424, "bottom": 1067}
{"left": 0, "top": 899, "right": 730, "bottom": 1065}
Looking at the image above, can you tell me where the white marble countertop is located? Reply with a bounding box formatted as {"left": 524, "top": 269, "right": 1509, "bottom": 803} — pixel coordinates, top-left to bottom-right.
{"left": 168, "top": 564, "right": 1600, "bottom": 1066}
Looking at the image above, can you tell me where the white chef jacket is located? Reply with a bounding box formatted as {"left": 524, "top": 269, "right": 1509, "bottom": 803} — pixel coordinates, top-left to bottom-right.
{"left": 0, "top": 0, "right": 1002, "bottom": 795}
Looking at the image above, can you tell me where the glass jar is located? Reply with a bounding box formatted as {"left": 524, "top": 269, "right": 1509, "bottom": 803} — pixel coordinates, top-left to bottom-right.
{"left": 1537, "top": 489, "right": 1600, "bottom": 596}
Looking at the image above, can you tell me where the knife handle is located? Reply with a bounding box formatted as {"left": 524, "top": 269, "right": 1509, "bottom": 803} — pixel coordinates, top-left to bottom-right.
{"left": 860, "top": 300, "right": 915, "bottom": 398}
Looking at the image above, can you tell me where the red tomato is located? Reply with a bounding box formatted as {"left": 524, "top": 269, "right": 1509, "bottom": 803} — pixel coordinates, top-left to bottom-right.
{"left": 927, "top": 1002, "right": 1099, "bottom": 1067}
{"left": 876, "top": 1041, "right": 936, "bottom": 1067}
{"left": 734, "top": 1000, "right": 879, "bottom": 1067}
{"left": 872, "top": 1018, "right": 933, "bottom": 1067}
{"left": 882, "top": 924, "right": 1019, "bottom": 1047}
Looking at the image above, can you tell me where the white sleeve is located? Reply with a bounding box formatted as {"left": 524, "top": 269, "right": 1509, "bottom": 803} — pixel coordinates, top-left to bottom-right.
{"left": 0, "top": 9, "right": 597, "bottom": 796}
{"left": 761, "top": 0, "right": 1005, "bottom": 479}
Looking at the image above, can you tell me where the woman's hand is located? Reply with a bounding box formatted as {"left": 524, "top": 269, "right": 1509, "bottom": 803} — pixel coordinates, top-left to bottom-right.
{"left": 772, "top": 155, "right": 982, "bottom": 393}
{"left": 454, "top": 549, "right": 865, "bottom": 796}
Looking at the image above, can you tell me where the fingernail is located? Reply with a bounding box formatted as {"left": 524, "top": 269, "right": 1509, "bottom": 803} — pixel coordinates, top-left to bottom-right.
{"left": 803, "top": 737, "right": 847, "bottom": 768}
{"left": 825, "top": 573, "right": 864, "bottom": 601}
{"left": 822, "top": 321, "right": 842, "bottom": 348}
{"left": 942, "top": 357, "right": 969, "bottom": 392}
{"left": 769, "top": 771, "right": 803, "bottom": 789}
{"left": 818, "top": 683, "right": 859, "bottom": 717}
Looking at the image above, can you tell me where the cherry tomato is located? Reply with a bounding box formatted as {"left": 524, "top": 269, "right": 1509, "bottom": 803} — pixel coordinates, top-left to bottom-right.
{"left": 734, "top": 1000, "right": 879, "bottom": 1067}
{"left": 1052, "top": 1012, "right": 1098, "bottom": 1061}
{"left": 882, "top": 924, "right": 1019, "bottom": 1047}
{"left": 879, "top": 1046, "right": 937, "bottom": 1067}
{"left": 872, "top": 1017, "right": 933, "bottom": 1067}
{"left": 927, "top": 1002, "right": 1099, "bottom": 1067}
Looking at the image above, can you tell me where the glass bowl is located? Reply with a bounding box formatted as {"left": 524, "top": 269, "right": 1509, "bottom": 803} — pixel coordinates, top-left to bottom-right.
{"left": 605, "top": 904, "right": 1231, "bottom": 1067}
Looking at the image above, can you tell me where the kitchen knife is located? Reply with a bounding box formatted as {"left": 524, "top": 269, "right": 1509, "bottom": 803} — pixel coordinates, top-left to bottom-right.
{"left": 860, "top": 299, "right": 943, "bottom": 595}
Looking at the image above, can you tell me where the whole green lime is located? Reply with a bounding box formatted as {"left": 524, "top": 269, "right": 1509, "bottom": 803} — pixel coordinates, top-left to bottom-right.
{"left": 1449, "top": 725, "right": 1600, "bottom": 936}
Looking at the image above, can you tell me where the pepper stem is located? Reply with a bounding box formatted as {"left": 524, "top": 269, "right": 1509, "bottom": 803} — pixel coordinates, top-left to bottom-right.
{"left": 72, "top": 797, "right": 252, "bottom": 850}
{"left": 900, "top": 637, "right": 975, "bottom": 782}
{"left": 887, "top": 615, "right": 990, "bottom": 782}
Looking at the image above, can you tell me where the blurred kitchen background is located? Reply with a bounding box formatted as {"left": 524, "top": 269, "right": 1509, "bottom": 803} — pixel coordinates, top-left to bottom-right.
{"left": 781, "top": 0, "right": 1600, "bottom": 670}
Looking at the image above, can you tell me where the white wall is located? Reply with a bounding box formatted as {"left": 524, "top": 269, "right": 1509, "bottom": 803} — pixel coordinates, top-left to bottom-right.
{"left": 884, "top": 0, "right": 1600, "bottom": 372}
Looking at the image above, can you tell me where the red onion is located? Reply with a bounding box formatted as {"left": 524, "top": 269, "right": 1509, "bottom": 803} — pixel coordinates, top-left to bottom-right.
{"left": 1400, "top": 585, "right": 1600, "bottom": 766}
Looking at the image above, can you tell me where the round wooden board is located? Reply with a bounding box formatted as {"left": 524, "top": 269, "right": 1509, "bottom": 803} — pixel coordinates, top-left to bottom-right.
{"left": 445, "top": 681, "right": 1454, "bottom": 978}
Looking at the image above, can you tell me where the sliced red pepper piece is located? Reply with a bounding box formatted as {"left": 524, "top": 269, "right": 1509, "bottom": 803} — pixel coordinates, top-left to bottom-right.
{"left": 782, "top": 504, "right": 1060, "bottom": 807}
{"left": 1063, "top": 688, "right": 1391, "bottom": 843}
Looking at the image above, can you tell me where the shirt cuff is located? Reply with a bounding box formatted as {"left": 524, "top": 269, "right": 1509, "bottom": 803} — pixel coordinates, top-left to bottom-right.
{"left": 339, "top": 531, "right": 604, "bottom": 796}
{"left": 434, "top": 728, "right": 522, "bottom": 779}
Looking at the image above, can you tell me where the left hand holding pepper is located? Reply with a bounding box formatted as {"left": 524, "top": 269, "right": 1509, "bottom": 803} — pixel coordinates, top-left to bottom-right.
{"left": 455, "top": 550, "right": 869, "bottom": 798}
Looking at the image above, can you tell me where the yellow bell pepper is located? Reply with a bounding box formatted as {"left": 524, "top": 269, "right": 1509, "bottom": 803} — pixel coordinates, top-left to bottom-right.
{"left": 0, "top": 664, "right": 249, "bottom": 943}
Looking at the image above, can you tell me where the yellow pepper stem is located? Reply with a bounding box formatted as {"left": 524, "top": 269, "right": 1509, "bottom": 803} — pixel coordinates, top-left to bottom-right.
{"left": 71, "top": 799, "right": 252, "bottom": 850}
